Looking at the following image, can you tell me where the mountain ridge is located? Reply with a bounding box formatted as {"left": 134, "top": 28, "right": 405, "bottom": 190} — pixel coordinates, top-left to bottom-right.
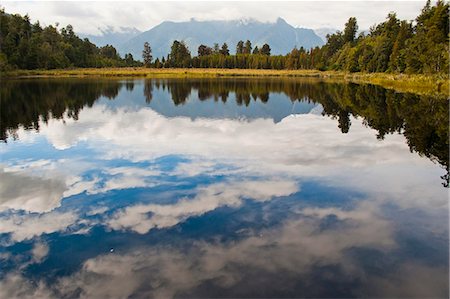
{"left": 114, "top": 18, "right": 324, "bottom": 60}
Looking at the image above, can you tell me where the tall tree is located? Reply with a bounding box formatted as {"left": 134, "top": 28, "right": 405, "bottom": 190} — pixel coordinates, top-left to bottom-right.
{"left": 220, "top": 43, "right": 230, "bottom": 55}
{"left": 236, "top": 40, "right": 244, "bottom": 54}
{"left": 198, "top": 44, "right": 212, "bottom": 56}
{"left": 213, "top": 43, "right": 220, "bottom": 54}
{"left": 169, "top": 40, "right": 191, "bottom": 67}
{"left": 260, "top": 43, "right": 271, "bottom": 55}
{"left": 244, "top": 40, "right": 252, "bottom": 54}
{"left": 142, "top": 42, "right": 152, "bottom": 67}
{"left": 343, "top": 17, "right": 358, "bottom": 44}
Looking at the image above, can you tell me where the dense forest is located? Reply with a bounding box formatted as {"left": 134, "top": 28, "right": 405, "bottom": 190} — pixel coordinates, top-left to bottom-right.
{"left": 0, "top": 9, "right": 141, "bottom": 70}
{"left": 1, "top": 1, "right": 448, "bottom": 74}
{"left": 152, "top": 0, "right": 448, "bottom": 74}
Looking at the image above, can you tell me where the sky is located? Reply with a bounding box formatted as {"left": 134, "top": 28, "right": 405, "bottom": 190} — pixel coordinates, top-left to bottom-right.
{"left": 2, "top": 1, "right": 426, "bottom": 35}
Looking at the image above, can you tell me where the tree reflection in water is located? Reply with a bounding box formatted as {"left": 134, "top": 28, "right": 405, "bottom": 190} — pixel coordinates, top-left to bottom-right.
{"left": 1, "top": 78, "right": 448, "bottom": 186}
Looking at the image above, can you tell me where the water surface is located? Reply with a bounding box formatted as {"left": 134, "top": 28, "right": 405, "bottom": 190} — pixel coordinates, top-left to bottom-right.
{"left": 0, "top": 78, "right": 448, "bottom": 298}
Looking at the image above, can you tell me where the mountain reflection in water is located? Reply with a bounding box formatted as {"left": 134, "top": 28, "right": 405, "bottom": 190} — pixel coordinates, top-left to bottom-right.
{"left": 0, "top": 78, "right": 448, "bottom": 298}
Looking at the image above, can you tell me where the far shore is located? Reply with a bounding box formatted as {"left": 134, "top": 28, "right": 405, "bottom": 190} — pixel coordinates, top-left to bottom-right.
{"left": 3, "top": 68, "right": 449, "bottom": 96}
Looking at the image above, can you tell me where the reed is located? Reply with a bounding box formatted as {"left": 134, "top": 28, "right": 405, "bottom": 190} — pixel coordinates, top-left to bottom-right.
{"left": 3, "top": 68, "right": 448, "bottom": 96}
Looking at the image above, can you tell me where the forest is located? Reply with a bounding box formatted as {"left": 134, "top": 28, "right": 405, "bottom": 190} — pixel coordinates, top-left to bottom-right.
{"left": 154, "top": 0, "right": 448, "bottom": 74}
{"left": 0, "top": 9, "right": 142, "bottom": 70}
{"left": 1, "top": 0, "right": 448, "bottom": 74}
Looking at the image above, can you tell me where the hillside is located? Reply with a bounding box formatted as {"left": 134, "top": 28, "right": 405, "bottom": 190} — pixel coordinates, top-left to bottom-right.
{"left": 118, "top": 18, "right": 324, "bottom": 59}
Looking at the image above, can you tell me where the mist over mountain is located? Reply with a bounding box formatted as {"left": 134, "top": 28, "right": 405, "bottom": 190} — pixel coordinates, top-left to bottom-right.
{"left": 114, "top": 18, "right": 324, "bottom": 60}
{"left": 313, "top": 27, "right": 339, "bottom": 42}
{"left": 80, "top": 26, "right": 142, "bottom": 47}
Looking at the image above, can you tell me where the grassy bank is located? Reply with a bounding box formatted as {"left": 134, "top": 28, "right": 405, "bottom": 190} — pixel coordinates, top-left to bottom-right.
{"left": 3, "top": 68, "right": 449, "bottom": 96}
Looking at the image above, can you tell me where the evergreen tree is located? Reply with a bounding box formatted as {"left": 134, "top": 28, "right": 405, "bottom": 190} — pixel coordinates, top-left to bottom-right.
{"left": 220, "top": 43, "right": 230, "bottom": 55}
{"left": 236, "top": 40, "right": 244, "bottom": 54}
{"left": 142, "top": 42, "right": 152, "bottom": 67}
{"left": 169, "top": 40, "right": 191, "bottom": 67}
{"left": 343, "top": 17, "right": 358, "bottom": 44}
{"left": 198, "top": 44, "right": 212, "bottom": 56}
{"left": 0, "top": 9, "right": 142, "bottom": 70}
{"left": 244, "top": 40, "right": 252, "bottom": 54}
{"left": 213, "top": 43, "right": 220, "bottom": 54}
{"left": 261, "top": 43, "right": 271, "bottom": 55}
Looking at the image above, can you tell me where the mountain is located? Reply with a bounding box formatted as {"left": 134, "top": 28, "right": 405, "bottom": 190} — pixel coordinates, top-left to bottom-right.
{"left": 118, "top": 18, "right": 324, "bottom": 60}
{"left": 80, "top": 26, "right": 142, "bottom": 47}
{"left": 313, "top": 27, "right": 339, "bottom": 43}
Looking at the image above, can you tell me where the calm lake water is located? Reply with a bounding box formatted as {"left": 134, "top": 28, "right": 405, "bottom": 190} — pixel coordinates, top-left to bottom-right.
{"left": 0, "top": 78, "right": 448, "bottom": 298}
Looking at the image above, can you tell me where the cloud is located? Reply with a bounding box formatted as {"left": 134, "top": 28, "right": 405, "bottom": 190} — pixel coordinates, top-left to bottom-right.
{"left": 26, "top": 103, "right": 445, "bottom": 211}
{"left": 3, "top": 199, "right": 440, "bottom": 299}
{"left": 2, "top": 1, "right": 425, "bottom": 35}
{"left": 0, "top": 168, "right": 66, "bottom": 213}
{"left": 31, "top": 242, "right": 49, "bottom": 264}
{"left": 108, "top": 179, "right": 299, "bottom": 233}
{"left": 2, "top": 96, "right": 446, "bottom": 224}
{"left": 0, "top": 211, "right": 77, "bottom": 242}
{"left": 0, "top": 274, "right": 54, "bottom": 299}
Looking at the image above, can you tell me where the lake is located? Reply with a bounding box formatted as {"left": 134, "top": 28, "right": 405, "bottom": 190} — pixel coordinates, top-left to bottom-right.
{"left": 0, "top": 78, "right": 448, "bottom": 298}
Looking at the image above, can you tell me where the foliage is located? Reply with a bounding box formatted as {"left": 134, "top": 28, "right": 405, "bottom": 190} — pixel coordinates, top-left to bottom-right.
{"left": 142, "top": 42, "right": 152, "bottom": 67}
{"left": 0, "top": 9, "right": 141, "bottom": 70}
{"left": 2, "top": 1, "right": 448, "bottom": 75}
{"left": 158, "top": 1, "right": 448, "bottom": 75}
{"left": 167, "top": 40, "right": 191, "bottom": 67}
{"left": 317, "top": 1, "right": 449, "bottom": 74}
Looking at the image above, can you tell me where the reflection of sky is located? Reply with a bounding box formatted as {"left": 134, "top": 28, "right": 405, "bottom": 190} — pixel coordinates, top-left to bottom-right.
{"left": 101, "top": 80, "right": 317, "bottom": 122}
{"left": 0, "top": 80, "right": 448, "bottom": 298}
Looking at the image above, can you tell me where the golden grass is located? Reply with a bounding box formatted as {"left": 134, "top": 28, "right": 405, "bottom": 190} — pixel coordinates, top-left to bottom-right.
{"left": 3, "top": 67, "right": 449, "bottom": 96}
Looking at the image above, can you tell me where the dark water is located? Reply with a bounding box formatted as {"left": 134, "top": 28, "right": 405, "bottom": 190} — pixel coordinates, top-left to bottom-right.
{"left": 0, "top": 78, "right": 448, "bottom": 298}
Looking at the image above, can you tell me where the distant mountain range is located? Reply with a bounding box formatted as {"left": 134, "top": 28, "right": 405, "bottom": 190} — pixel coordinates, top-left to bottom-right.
{"left": 313, "top": 27, "right": 339, "bottom": 42}
{"left": 80, "top": 26, "right": 142, "bottom": 48}
{"left": 81, "top": 18, "right": 325, "bottom": 60}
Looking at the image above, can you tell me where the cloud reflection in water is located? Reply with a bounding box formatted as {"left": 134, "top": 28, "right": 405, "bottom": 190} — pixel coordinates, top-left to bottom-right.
{"left": 0, "top": 79, "right": 447, "bottom": 298}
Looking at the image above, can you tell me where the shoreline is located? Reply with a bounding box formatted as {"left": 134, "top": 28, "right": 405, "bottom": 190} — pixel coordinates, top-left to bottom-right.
{"left": 3, "top": 68, "right": 449, "bottom": 96}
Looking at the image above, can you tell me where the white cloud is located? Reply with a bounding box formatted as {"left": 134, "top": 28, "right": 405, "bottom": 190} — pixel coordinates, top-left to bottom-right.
{"left": 0, "top": 168, "right": 66, "bottom": 213}
{"left": 4, "top": 100, "right": 446, "bottom": 215}
{"left": 108, "top": 179, "right": 298, "bottom": 233}
{"left": 3, "top": 199, "right": 438, "bottom": 299}
{"left": 0, "top": 274, "right": 54, "bottom": 299}
{"left": 0, "top": 212, "right": 77, "bottom": 242}
{"left": 31, "top": 242, "right": 50, "bottom": 264}
{"left": 0, "top": 193, "right": 446, "bottom": 298}
{"left": 25, "top": 103, "right": 445, "bottom": 211}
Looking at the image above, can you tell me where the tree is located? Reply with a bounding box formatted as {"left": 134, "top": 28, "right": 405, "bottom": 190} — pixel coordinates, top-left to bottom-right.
{"left": 343, "top": 17, "right": 358, "bottom": 44}
{"left": 213, "top": 43, "right": 220, "bottom": 54}
{"left": 142, "top": 42, "right": 152, "bottom": 67}
{"left": 198, "top": 44, "right": 212, "bottom": 56}
{"left": 168, "top": 40, "right": 191, "bottom": 67}
{"left": 252, "top": 46, "right": 259, "bottom": 54}
{"left": 124, "top": 53, "right": 135, "bottom": 66}
{"left": 244, "top": 40, "right": 252, "bottom": 54}
{"left": 260, "top": 43, "right": 271, "bottom": 55}
{"left": 100, "top": 44, "right": 118, "bottom": 59}
{"left": 236, "top": 40, "right": 244, "bottom": 54}
{"left": 220, "top": 43, "right": 230, "bottom": 55}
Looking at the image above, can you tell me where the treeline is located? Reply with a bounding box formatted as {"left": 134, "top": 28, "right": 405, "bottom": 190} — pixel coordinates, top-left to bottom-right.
{"left": 148, "top": 39, "right": 290, "bottom": 69}
{"left": 0, "top": 9, "right": 141, "bottom": 70}
{"left": 147, "top": 0, "right": 448, "bottom": 74}
{"left": 1, "top": 1, "right": 447, "bottom": 74}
